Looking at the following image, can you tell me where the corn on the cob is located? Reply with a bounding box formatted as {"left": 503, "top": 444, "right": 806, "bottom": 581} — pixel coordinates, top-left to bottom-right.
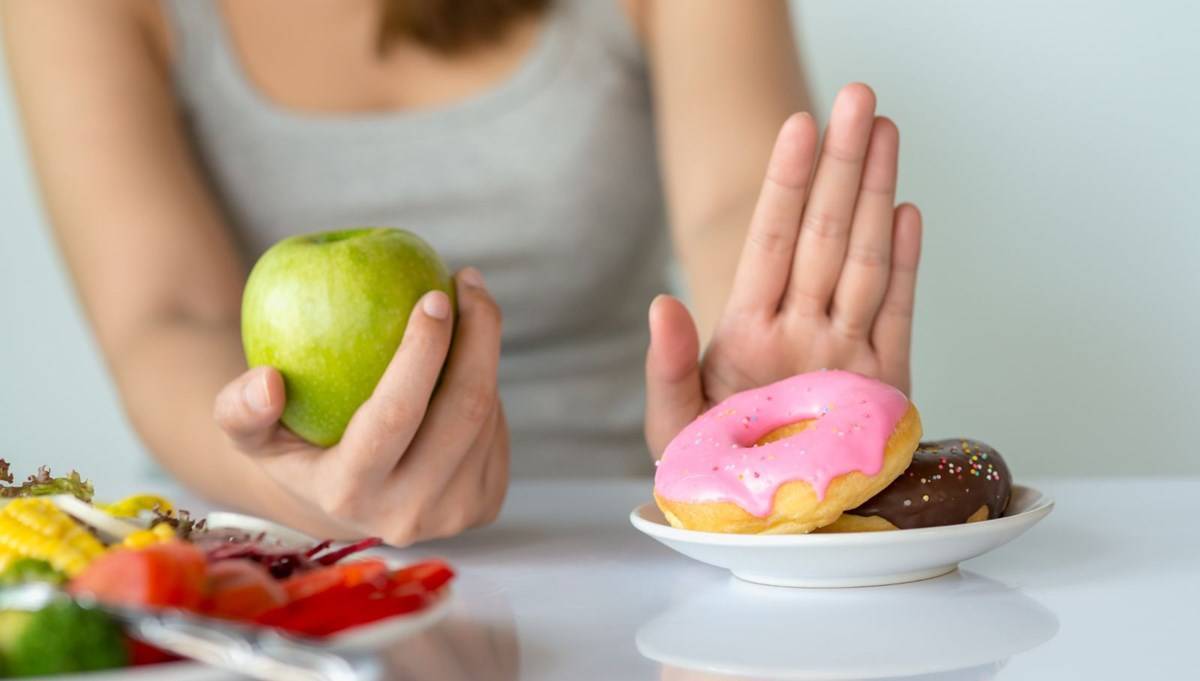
{"left": 0, "top": 545, "right": 19, "bottom": 573}
{"left": 0, "top": 498, "right": 105, "bottom": 576}
{"left": 122, "top": 522, "right": 176, "bottom": 549}
{"left": 99, "top": 494, "right": 174, "bottom": 518}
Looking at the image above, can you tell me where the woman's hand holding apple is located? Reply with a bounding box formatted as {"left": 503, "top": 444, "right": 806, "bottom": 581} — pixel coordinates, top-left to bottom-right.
{"left": 213, "top": 268, "right": 509, "bottom": 546}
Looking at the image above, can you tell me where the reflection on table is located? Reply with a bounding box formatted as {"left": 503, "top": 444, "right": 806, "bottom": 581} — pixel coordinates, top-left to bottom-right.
{"left": 376, "top": 579, "right": 518, "bottom": 680}
{"left": 638, "top": 570, "right": 1057, "bottom": 680}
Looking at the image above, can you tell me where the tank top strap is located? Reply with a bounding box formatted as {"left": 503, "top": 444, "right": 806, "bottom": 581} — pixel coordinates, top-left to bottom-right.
{"left": 160, "top": 0, "right": 228, "bottom": 78}
{"left": 560, "top": 0, "right": 646, "bottom": 71}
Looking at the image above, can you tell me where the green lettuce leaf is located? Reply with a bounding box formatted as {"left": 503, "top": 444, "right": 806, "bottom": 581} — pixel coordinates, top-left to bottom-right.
{"left": 0, "top": 460, "right": 94, "bottom": 502}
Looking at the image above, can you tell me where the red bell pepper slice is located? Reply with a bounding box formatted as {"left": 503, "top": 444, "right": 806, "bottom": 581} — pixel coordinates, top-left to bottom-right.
{"left": 280, "top": 558, "right": 389, "bottom": 601}
{"left": 254, "top": 558, "right": 455, "bottom": 637}
{"left": 389, "top": 559, "right": 455, "bottom": 592}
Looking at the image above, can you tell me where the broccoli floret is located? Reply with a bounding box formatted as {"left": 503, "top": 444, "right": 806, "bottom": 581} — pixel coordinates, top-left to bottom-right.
{"left": 0, "top": 601, "right": 127, "bottom": 676}
{"left": 0, "top": 560, "right": 65, "bottom": 588}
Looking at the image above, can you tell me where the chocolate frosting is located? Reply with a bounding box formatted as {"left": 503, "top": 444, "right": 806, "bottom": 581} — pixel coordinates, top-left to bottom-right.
{"left": 847, "top": 439, "right": 1012, "bottom": 529}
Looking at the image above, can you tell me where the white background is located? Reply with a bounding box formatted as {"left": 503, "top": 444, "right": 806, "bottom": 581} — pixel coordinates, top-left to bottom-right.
{"left": 1, "top": 1, "right": 1197, "bottom": 489}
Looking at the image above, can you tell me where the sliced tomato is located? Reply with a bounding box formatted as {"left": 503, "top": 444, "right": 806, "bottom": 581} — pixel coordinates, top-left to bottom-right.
{"left": 389, "top": 559, "right": 455, "bottom": 593}
{"left": 69, "top": 541, "right": 206, "bottom": 609}
{"left": 202, "top": 560, "right": 287, "bottom": 620}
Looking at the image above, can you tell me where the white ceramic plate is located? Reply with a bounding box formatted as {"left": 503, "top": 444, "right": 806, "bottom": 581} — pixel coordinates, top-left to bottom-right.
{"left": 631, "top": 484, "right": 1053, "bottom": 587}
{"left": 204, "top": 511, "right": 320, "bottom": 547}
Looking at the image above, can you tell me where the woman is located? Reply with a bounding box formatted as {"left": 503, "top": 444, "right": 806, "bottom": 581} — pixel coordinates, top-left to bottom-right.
{"left": 2, "top": 0, "right": 921, "bottom": 544}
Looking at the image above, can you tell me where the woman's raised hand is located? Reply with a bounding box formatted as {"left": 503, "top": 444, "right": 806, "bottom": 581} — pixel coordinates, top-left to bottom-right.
{"left": 646, "top": 84, "right": 923, "bottom": 455}
{"left": 213, "top": 268, "right": 509, "bottom": 545}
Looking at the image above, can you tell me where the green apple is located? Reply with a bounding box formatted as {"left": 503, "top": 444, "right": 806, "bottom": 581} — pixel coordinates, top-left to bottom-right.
{"left": 241, "top": 227, "right": 455, "bottom": 447}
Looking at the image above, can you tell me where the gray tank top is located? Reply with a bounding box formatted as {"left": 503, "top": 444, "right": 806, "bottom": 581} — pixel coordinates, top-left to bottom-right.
{"left": 163, "top": 0, "right": 666, "bottom": 477}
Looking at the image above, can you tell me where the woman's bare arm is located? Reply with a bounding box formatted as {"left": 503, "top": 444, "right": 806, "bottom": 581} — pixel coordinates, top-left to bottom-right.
{"left": 2, "top": 0, "right": 342, "bottom": 530}
{"left": 4, "top": 0, "right": 510, "bottom": 544}
{"left": 638, "top": 0, "right": 809, "bottom": 340}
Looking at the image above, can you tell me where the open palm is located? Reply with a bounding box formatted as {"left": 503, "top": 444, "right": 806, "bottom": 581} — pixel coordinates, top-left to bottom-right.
{"left": 646, "top": 84, "right": 922, "bottom": 455}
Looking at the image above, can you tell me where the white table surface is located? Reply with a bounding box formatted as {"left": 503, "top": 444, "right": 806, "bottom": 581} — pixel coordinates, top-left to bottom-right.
{"left": 86, "top": 476, "right": 1198, "bottom": 680}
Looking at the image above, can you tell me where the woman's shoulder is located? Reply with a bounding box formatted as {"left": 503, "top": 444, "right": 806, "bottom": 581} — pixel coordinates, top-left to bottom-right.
{"left": 1, "top": 0, "right": 171, "bottom": 68}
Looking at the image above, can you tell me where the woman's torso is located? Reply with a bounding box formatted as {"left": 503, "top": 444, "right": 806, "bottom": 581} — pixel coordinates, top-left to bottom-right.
{"left": 159, "top": 0, "right": 667, "bottom": 477}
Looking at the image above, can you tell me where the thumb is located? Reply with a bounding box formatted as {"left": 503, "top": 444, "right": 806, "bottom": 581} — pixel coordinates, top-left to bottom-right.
{"left": 645, "top": 295, "right": 705, "bottom": 457}
{"left": 214, "top": 365, "right": 286, "bottom": 451}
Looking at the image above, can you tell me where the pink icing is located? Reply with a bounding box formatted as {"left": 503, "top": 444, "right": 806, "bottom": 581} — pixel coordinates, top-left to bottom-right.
{"left": 653, "top": 370, "right": 910, "bottom": 518}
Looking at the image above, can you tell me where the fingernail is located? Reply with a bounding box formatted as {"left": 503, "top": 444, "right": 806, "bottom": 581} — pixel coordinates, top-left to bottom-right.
{"left": 243, "top": 371, "right": 270, "bottom": 412}
{"left": 459, "top": 267, "right": 485, "bottom": 289}
{"left": 422, "top": 290, "right": 451, "bottom": 319}
{"left": 649, "top": 294, "right": 667, "bottom": 322}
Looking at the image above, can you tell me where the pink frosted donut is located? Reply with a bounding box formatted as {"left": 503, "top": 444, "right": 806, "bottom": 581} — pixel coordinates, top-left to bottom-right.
{"left": 653, "top": 370, "right": 922, "bottom": 534}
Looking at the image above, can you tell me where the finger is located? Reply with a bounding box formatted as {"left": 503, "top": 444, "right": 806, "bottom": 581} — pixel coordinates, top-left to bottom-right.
{"left": 398, "top": 268, "right": 502, "bottom": 484}
{"left": 404, "top": 274, "right": 507, "bottom": 537}
{"left": 213, "top": 366, "right": 286, "bottom": 451}
{"left": 475, "top": 404, "right": 510, "bottom": 527}
{"left": 727, "top": 112, "right": 819, "bottom": 316}
{"left": 871, "top": 204, "right": 922, "bottom": 379}
{"left": 422, "top": 405, "right": 503, "bottom": 539}
{"left": 340, "top": 288, "right": 454, "bottom": 476}
{"left": 831, "top": 117, "right": 900, "bottom": 337}
{"left": 786, "top": 83, "right": 878, "bottom": 314}
{"left": 644, "top": 295, "right": 704, "bottom": 457}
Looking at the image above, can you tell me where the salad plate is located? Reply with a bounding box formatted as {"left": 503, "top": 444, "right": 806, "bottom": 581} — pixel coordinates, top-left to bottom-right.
{"left": 37, "top": 507, "right": 452, "bottom": 680}
{"left": 631, "top": 485, "right": 1053, "bottom": 587}
{"left": 0, "top": 461, "right": 455, "bottom": 679}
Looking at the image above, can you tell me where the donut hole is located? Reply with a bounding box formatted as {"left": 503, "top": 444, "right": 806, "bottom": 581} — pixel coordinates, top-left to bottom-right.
{"left": 754, "top": 418, "right": 816, "bottom": 446}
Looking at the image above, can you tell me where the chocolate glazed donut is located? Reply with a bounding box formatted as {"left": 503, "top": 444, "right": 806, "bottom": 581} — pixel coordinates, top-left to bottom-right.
{"left": 819, "top": 439, "right": 1012, "bottom": 532}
